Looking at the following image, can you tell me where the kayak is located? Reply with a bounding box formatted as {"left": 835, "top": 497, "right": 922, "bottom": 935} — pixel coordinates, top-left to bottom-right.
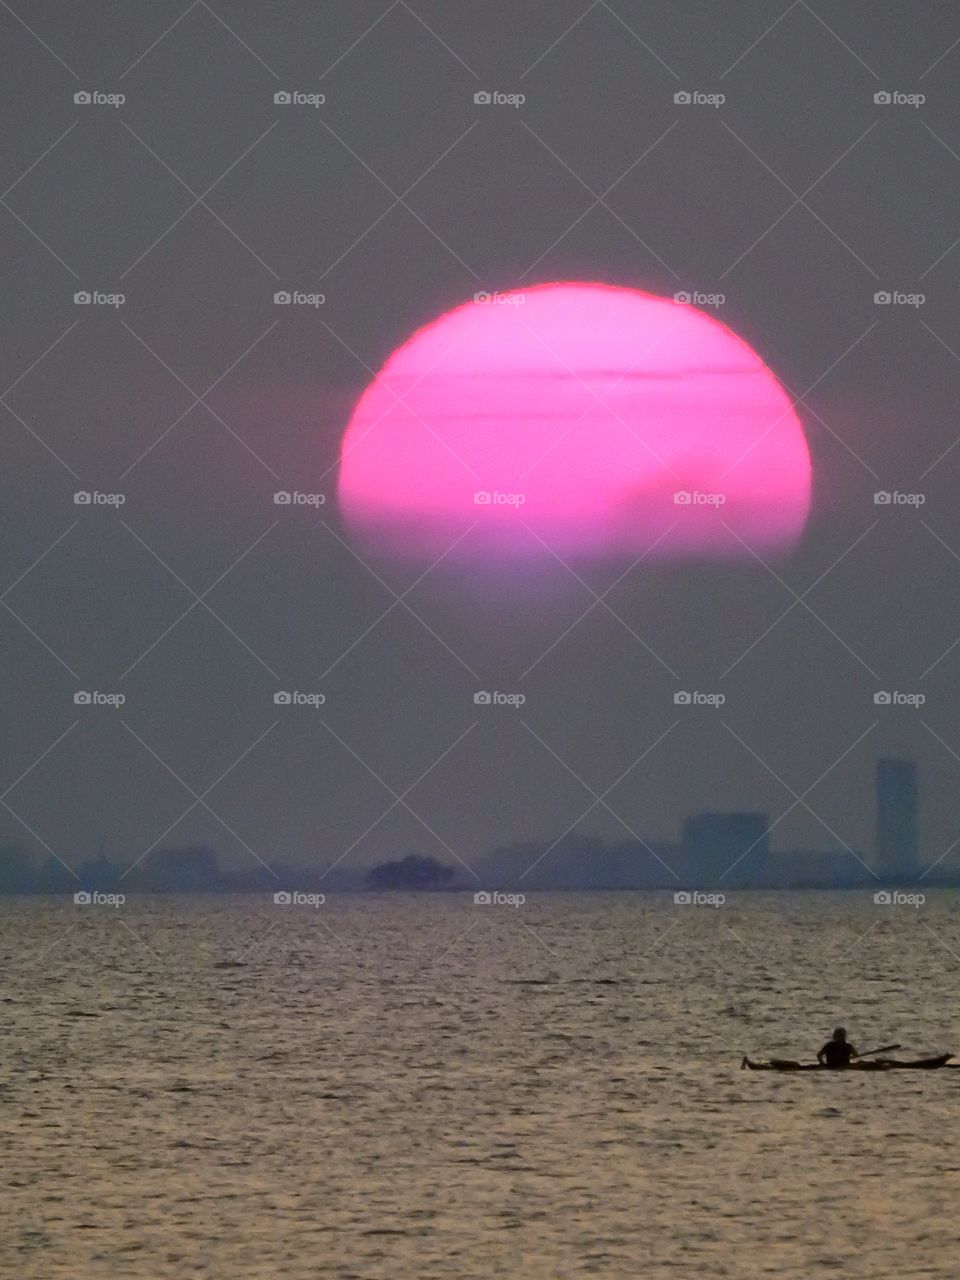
{"left": 742, "top": 1054, "right": 954, "bottom": 1071}
{"left": 741, "top": 1053, "right": 954, "bottom": 1072}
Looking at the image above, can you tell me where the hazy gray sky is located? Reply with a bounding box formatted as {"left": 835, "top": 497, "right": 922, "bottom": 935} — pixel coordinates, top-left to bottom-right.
{"left": 3, "top": 1, "right": 960, "bottom": 880}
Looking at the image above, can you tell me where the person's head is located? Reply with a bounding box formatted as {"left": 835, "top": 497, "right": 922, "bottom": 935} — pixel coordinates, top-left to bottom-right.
{"left": 832, "top": 1027, "right": 847, "bottom": 1042}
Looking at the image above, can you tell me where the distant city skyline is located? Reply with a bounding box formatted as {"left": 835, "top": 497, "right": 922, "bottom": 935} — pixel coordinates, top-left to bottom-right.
{"left": 1, "top": 756, "right": 948, "bottom": 892}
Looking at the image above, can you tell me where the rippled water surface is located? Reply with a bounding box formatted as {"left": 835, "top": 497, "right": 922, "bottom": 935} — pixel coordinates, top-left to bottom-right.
{"left": 4, "top": 892, "right": 960, "bottom": 1278}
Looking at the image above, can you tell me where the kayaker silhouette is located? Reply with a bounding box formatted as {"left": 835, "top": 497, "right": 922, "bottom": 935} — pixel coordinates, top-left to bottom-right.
{"left": 817, "top": 1027, "right": 857, "bottom": 1067}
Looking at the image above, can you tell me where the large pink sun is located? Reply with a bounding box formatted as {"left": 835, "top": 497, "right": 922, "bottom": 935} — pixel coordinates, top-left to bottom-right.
{"left": 337, "top": 282, "right": 811, "bottom": 562}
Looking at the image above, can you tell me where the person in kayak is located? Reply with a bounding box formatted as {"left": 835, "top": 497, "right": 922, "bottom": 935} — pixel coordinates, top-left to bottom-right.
{"left": 817, "top": 1027, "right": 858, "bottom": 1067}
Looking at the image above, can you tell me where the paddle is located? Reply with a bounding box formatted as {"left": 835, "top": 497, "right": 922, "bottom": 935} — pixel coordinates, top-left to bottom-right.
{"left": 852, "top": 1043, "right": 900, "bottom": 1059}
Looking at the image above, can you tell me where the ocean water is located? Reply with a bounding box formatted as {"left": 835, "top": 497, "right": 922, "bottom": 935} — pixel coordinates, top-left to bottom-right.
{"left": 4, "top": 891, "right": 959, "bottom": 1279}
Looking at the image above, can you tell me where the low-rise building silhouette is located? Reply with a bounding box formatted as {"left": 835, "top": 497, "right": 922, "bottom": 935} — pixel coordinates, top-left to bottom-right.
{"left": 681, "top": 811, "right": 770, "bottom": 887}
{"left": 875, "top": 757, "right": 919, "bottom": 880}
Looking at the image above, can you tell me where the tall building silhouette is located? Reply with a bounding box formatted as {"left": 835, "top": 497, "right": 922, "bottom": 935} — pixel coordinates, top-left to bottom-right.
{"left": 875, "top": 758, "right": 918, "bottom": 879}
{"left": 682, "top": 812, "right": 770, "bottom": 886}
